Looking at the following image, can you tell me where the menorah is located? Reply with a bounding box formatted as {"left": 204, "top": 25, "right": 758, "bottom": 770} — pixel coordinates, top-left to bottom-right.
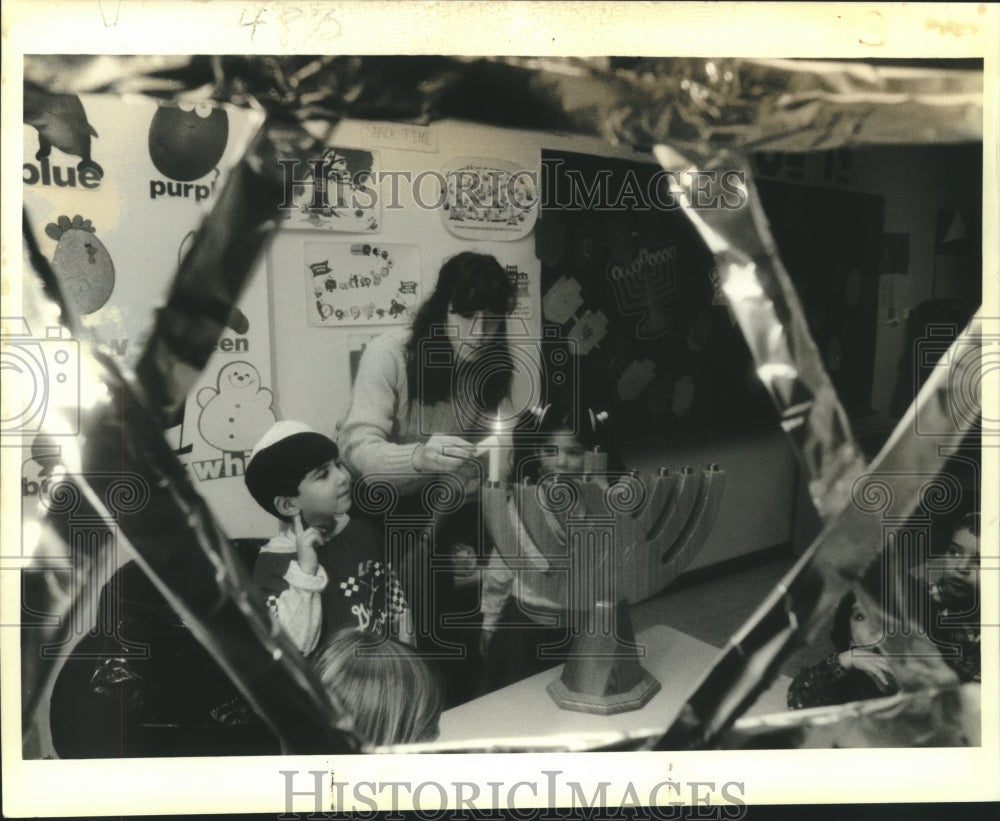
{"left": 482, "top": 450, "right": 725, "bottom": 715}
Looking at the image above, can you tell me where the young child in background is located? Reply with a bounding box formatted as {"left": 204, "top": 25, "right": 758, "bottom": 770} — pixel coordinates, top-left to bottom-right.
{"left": 245, "top": 421, "right": 413, "bottom": 655}
{"left": 312, "top": 627, "right": 444, "bottom": 746}
{"left": 478, "top": 405, "right": 620, "bottom": 691}
{"left": 926, "top": 512, "right": 981, "bottom": 683}
{"left": 786, "top": 589, "right": 900, "bottom": 710}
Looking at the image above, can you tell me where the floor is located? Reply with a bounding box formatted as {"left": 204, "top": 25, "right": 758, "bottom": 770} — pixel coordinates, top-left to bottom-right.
{"left": 635, "top": 551, "right": 832, "bottom": 680}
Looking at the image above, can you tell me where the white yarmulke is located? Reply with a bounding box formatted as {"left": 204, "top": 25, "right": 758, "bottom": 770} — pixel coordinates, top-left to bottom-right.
{"left": 249, "top": 420, "right": 321, "bottom": 462}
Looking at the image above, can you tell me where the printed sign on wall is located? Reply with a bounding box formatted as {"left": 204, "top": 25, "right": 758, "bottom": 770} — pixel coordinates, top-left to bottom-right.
{"left": 506, "top": 263, "right": 533, "bottom": 320}
{"left": 304, "top": 241, "right": 421, "bottom": 326}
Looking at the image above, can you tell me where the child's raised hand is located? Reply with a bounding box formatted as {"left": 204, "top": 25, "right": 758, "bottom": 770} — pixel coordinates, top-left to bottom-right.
{"left": 838, "top": 648, "right": 897, "bottom": 692}
{"left": 293, "top": 512, "right": 322, "bottom": 576}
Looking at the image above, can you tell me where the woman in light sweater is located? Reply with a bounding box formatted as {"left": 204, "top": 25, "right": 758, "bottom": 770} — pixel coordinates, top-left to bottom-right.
{"left": 340, "top": 251, "right": 518, "bottom": 705}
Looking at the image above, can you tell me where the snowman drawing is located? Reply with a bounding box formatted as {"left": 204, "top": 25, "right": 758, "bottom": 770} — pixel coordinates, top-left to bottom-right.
{"left": 197, "top": 361, "right": 276, "bottom": 453}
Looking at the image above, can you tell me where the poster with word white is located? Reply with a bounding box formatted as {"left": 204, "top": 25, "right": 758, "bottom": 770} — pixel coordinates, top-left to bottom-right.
{"left": 21, "top": 91, "right": 273, "bottom": 537}
{"left": 305, "top": 241, "right": 421, "bottom": 326}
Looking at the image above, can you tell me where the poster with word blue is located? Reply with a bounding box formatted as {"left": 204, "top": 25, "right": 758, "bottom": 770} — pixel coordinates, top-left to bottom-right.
{"left": 22, "top": 91, "right": 276, "bottom": 537}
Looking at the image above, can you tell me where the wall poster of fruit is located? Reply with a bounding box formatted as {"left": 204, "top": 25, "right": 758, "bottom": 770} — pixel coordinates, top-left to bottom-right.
{"left": 21, "top": 91, "right": 280, "bottom": 536}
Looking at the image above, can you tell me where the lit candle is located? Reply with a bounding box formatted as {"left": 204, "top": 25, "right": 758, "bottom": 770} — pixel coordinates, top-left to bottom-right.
{"left": 488, "top": 413, "right": 502, "bottom": 484}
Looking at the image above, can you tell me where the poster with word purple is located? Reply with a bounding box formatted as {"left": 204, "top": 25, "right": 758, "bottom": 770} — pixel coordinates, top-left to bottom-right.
{"left": 304, "top": 241, "right": 421, "bottom": 326}
{"left": 22, "top": 91, "right": 275, "bottom": 536}
{"left": 281, "top": 146, "right": 382, "bottom": 233}
{"left": 23, "top": 92, "right": 265, "bottom": 370}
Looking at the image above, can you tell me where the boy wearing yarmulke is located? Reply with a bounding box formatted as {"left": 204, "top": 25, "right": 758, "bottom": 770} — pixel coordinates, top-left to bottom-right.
{"left": 245, "top": 421, "right": 413, "bottom": 655}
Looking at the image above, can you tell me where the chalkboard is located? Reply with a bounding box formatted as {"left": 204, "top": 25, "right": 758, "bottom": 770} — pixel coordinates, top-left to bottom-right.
{"left": 536, "top": 149, "right": 776, "bottom": 445}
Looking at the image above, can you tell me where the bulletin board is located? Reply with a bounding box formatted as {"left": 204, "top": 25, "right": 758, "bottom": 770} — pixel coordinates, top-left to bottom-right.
{"left": 537, "top": 149, "right": 776, "bottom": 444}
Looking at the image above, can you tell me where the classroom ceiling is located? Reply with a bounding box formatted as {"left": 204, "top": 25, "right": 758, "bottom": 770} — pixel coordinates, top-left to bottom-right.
{"left": 23, "top": 55, "right": 983, "bottom": 165}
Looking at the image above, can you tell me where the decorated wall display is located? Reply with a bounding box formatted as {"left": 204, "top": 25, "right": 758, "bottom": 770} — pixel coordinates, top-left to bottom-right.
{"left": 440, "top": 156, "right": 538, "bottom": 240}
{"left": 281, "top": 146, "right": 381, "bottom": 233}
{"left": 538, "top": 149, "right": 779, "bottom": 442}
{"left": 538, "top": 149, "right": 888, "bottom": 442}
{"left": 22, "top": 92, "right": 274, "bottom": 536}
{"left": 305, "top": 241, "right": 420, "bottom": 326}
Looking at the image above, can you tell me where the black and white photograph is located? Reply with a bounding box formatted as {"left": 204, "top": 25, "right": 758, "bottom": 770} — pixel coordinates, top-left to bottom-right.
{"left": 2, "top": 2, "right": 997, "bottom": 817}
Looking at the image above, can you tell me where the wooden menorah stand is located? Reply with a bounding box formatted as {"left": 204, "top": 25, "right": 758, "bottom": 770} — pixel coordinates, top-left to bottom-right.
{"left": 483, "top": 450, "right": 725, "bottom": 715}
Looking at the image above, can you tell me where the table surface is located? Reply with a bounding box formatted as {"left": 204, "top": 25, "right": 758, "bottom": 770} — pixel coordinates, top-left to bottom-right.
{"left": 438, "top": 619, "right": 793, "bottom": 744}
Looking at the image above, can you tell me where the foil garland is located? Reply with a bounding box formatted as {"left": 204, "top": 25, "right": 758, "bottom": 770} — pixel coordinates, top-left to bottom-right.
{"left": 14, "top": 54, "right": 986, "bottom": 755}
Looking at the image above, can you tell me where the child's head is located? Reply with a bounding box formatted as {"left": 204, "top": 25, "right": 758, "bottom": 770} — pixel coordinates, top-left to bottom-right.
{"left": 312, "top": 628, "right": 444, "bottom": 746}
{"left": 515, "top": 404, "right": 619, "bottom": 481}
{"left": 939, "top": 512, "right": 980, "bottom": 607}
{"left": 245, "top": 421, "right": 352, "bottom": 525}
{"left": 830, "top": 589, "right": 887, "bottom": 653}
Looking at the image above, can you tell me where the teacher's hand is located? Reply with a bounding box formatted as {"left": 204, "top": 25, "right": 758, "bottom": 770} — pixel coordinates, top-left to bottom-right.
{"left": 413, "top": 434, "right": 478, "bottom": 477}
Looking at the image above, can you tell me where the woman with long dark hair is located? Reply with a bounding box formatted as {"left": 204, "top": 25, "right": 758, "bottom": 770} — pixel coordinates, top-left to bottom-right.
{"left": 341, "top": 251, "right": 517, "bottom": 489}
{"left": 340, "top": 251, "right": 518, "bottom": 706}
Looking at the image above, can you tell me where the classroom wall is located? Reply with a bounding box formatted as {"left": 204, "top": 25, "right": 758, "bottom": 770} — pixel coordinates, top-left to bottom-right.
{"left": 750, "top": 144, "right": 982, "bottom": 416}
{"left": 258, "top": 118, "right": 801, "bottom": 560}
{"left": 255, "top": 122, "right": 976, "bottom": 566}
{"left": 266, "top": 119, "right": 667, "bottom": 437}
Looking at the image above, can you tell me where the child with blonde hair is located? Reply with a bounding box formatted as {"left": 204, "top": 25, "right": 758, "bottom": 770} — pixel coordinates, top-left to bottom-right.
{"left": 312, "top": 628, "right": 444, "bottom": 746}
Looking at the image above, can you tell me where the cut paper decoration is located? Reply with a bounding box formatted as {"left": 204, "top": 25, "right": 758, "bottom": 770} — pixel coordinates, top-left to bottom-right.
{"left": 441, "top": 156, "right": 538, "bottom": 240}
{"left": 542, "top": 275, "right": 585, "bottom": 325}
{"left": 606, "top": 244, "right": 680, "bottom": 340}
{"left": 45, "top": 215, "right": 115, "bottom": 315}
{"left": 671, "top": 374, "right": 696, "bottom": 419}
{"left": 617, "top": 358, "right": 657, "bottom": 403}
{"left": 567, "top": 309, "right": 609, "bottom": 356}
{"left": 196, "top": 361, "right": 276, "bottom": 453}
{"left": 283, "top": 146, "right": 381, "bottom": 233}
{"left": 306, "top": 241, "right": 420, "bottom": 326}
